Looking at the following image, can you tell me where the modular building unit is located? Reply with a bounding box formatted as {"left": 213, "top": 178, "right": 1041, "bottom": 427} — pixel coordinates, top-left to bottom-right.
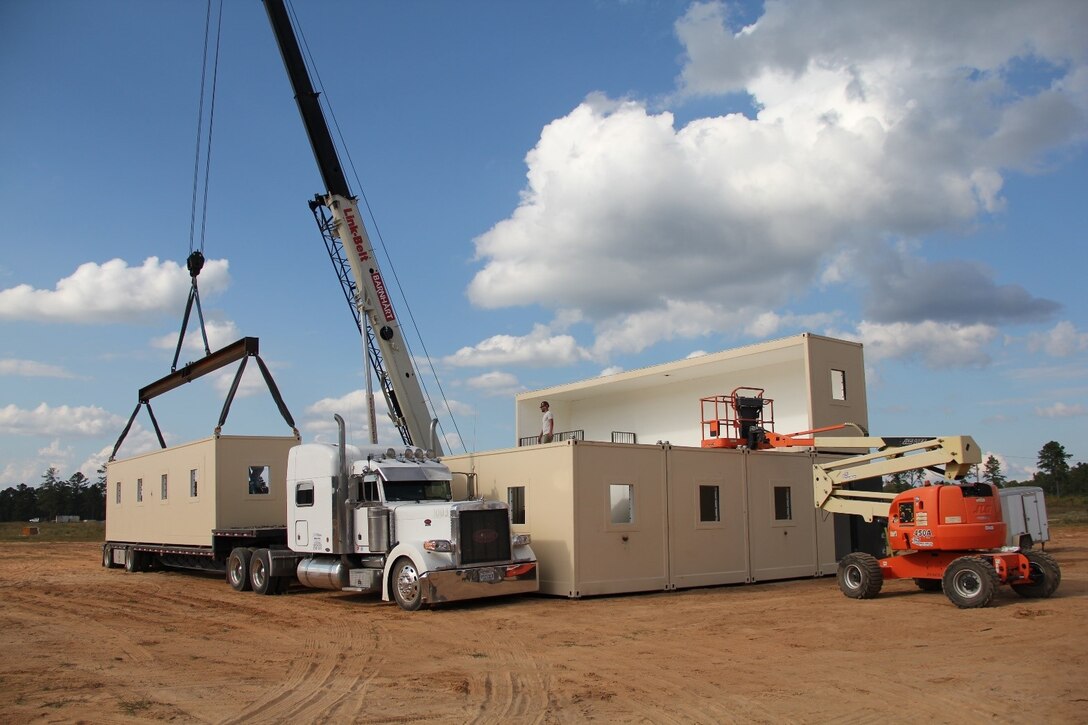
{"left": 515, "top": 333, "right": 867, "bottom": 448}
{"left": 446, "top": 440, "right": 837, "bottom": 597}
{"left": 105, "top": 435, "right": 298, "bottom": 547}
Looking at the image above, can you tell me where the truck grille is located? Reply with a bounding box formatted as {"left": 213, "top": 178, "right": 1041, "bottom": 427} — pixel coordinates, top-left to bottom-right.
{"left": 458, "top": 509, "right": 511, "bottom": 565}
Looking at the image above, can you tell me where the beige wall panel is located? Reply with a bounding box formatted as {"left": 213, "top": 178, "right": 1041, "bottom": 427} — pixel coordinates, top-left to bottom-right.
{"left": 666, "top": 446, "right": 750, "bottom": 587}
{"left": 745, "top": 451, "right": 820, "bottom": 581}
{"left": 572, "top": 443, "right": 669, "bottom": 597}
{"left": 445, "top": 444, "right": 577, "bottom": 596}
{"left": 805, "top": 336, "right": 868, "bottom": 433}
{"left": 105, "top": 436, "right": 296, "bottom": 547}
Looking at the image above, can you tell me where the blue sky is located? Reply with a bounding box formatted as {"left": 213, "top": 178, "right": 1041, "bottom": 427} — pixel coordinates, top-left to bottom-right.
{"left": 1, "top": 0, "right": 1085, "bottom": 487}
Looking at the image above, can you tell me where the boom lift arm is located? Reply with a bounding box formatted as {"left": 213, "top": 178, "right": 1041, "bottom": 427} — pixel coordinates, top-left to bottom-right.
{"left": 794, "top": 434, "right": 982, "bottom": 521}
{"left": 263, "top": 0, "right": 440, "bottom": 453}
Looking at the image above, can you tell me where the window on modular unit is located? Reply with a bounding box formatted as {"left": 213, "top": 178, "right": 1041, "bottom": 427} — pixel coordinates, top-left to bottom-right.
{"left": 115, "top": 482, "right": 121, "bottom": 505}
{"left": 296, "top": 481, "right": 315, "bottom": 507}
{"left": 248, "top": 465, "right": 270, "bottom": 495}
{"left": 190, "top": 469, "right": 198, "bottom": 498}
{"left": 773, "top": 486, "right": 793, "bottom": 521}
{"left": 699, "top": 485, "right": 720, "bottom": 523}
{"left": 609, "top": 483, "right": 634, "bottom": 525}
{"left": 161, "top": 474, "right": 168, "bottom": 500}
{"left": 831, "top": 369, "right": 846, "bottom": 401}
{"left": 136, "top": 478, "right": 143, "bottom": 503}
{"left": 508, "top": 486, "right": 526, "bottom": 525}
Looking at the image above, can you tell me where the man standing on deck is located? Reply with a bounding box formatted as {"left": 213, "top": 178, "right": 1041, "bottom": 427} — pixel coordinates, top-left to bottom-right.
{"left": 538, "top": 401, "right": 554, "bottom": 444}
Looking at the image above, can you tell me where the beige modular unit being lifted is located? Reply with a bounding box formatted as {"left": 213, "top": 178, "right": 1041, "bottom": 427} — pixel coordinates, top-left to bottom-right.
{"left": 513, "top": 333, "right": 866, "bottom": 449}
{"left": 105, "top": 435, "right": 298, "bottom": 547}
{"left": 446, "top": 440, "right": 838, "bottom": 598}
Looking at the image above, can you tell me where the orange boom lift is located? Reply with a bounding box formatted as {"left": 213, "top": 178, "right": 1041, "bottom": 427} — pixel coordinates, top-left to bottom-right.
{"left": 700, "top": 389, "right": 1061, "bottom": 608}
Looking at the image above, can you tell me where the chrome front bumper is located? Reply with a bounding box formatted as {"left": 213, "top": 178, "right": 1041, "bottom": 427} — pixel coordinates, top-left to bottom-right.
{"left": 420, "top": 561, "right": 538, "bottom": 604}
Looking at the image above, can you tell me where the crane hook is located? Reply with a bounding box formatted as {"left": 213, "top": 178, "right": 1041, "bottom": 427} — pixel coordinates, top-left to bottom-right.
{"left": 187, "top": 250, "right": 206, "bottom": 279}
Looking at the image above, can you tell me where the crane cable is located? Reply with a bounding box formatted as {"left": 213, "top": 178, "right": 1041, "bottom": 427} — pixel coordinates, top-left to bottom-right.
{"left": 174, "top": 0, "right": 224, "bottom": 370}
{"left": 188, "top": 0, "right": 224, "bottom": 257}
{"left": 288, "top": 2, "right": 468, "bottom": 454}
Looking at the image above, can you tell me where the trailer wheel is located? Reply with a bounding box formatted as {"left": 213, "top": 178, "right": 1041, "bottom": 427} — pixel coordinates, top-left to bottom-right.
{"left": 1011, "top": 550, "right": 1061, "bottom": 599}
{"left": 102, "top": 545, "right": 118, "bottom": 569}
{"left": 124, "top": 547, "right": 140, "bottom": 573}
{"left": 250, "top": 549, "right": 274, "bottom": 595}
{"left": 227, "top": 548, "right": 253, "bottom": 592}
{"left": 943, "top": 556, "right": 999, "bottom": 608}
{"left": 391, "top": 558, "right": 424, "bottom": 611}
{"left": 838, "top": 552, "right": 883, "bottom": 599}
{"left": 913, "top": 578, "right": 942, "bottom": 592}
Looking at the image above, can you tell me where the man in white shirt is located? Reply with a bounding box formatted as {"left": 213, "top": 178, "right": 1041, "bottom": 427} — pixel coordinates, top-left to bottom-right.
{"left": 539, "top": 401, "right": 554, "bottom": 444}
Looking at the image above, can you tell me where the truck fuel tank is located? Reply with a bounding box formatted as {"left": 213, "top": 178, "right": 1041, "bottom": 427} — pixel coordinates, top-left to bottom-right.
{"left": 296, "top": 557, "right": 348, "bottom": 590}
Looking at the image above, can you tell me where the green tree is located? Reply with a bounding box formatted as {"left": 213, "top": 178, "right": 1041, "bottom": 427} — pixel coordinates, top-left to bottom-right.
{"left": 1069, "top": 462, "right": 1088, "bottom": 497}
{"left": 883, "top": 471, "right": 911, "bottom": 493}
{"left": 1035, "top": 441, "right": 1072, "bottom": 496}
{"left": 981, "top": 455, "right": 1007, "bottom": 489}
{"left": 36, "top": 467, "right": 65, "bottom": 520}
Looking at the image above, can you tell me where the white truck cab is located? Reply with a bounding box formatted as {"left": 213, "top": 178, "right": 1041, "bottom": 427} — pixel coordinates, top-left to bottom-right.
{"left": 286, "top": 440, "right": 537, "bottom": 610}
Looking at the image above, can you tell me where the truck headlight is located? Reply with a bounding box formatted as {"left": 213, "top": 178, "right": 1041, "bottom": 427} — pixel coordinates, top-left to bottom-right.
{"left": 512, "top": 534, "right": 531, "bottom": 546}
{"left": 423, "top": 539, "right": 453, "bottom": 552}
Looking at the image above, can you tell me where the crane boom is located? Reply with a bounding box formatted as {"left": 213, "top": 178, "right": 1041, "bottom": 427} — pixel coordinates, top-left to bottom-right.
{"left": 263, "top": 0, "right": 440, "bottom": 453}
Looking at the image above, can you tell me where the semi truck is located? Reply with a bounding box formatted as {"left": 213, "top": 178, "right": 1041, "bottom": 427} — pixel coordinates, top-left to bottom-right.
{"left": 102, "top": 2, "right": 538, "bottom": 610}
{"left": 104, "top": 416, "right": 537, "bottom": 610}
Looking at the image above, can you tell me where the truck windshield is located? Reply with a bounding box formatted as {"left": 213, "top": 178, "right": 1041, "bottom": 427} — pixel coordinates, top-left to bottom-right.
{"left": 384, "top": 480, "right": 453, "bottom": 502}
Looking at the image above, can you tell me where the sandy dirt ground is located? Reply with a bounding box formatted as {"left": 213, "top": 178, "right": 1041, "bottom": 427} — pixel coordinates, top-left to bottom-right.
{"left": 1, "top": 528, "right": 1085, "bottom": 724}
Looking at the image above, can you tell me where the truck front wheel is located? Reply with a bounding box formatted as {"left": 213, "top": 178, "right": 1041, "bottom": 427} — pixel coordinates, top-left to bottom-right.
{"left": 227, "top": 548, "right": 253, "bottom": 592}
{"left": 391, "top": 558, "right": 424, "bottom": 611}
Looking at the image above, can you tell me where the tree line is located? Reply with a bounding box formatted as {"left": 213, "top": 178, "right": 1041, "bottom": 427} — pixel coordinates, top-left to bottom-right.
{"left": 0, "top": 467, "right": 106, "bottom": 523}
{"left": 884, "top": 440, "right": 1085, "bottom": 496}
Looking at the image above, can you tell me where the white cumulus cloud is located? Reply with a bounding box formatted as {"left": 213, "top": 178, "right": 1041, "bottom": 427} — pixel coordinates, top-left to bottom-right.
{"left": 1035, "top": 402, "right": 1086, "bottom": 418}
{"left": 465, "top": 371, "right": 523, "bottom": 398}
{"left": 462, "top": 1, "right": 1082, "bottom": 367}
{"left": 0, "top": 257, "right": 230, "bottom": 323}
{"left": 152, "top": 318, "right": 241, "bottom": 354}
{"left": 842, "top": 320, "right": 999, "bottom": 369}
{"left": 0, "top": 403, "right": 126, "bottom": 437}
{"left": 1027, "top": 321, "right": 1088, "bottom": 357}
{"left": 445, "top": 323, "right": 591, "bottom": 367}
{"left": 304, "top": 389, "right": 401, "bottom": 444}
{"left": 0, "top": 359, "right": 78, "bottom": 378}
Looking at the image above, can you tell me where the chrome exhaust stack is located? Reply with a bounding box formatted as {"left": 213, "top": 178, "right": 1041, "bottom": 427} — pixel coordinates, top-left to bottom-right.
{"left": 332, "top": 414, "right": 353, "bottom": 554}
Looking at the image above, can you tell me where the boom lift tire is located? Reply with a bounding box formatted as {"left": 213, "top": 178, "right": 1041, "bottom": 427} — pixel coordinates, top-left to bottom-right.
{"left": 227, "top": 547, "right": 253, "bottom": 592}
{"left": 1011, "top": 550, "right": 1061, "bottom": 599}
{"left": 837, "top": 552, "right": 883, "bottom": 599}
{"left": 943, "top": 556, "right": 999, "bottom": 608}
{"left": 913, "top": 578, "right": 943, "bottom": 592}
{"left": 391, "top": 557, "right": 424, "bottom": 611}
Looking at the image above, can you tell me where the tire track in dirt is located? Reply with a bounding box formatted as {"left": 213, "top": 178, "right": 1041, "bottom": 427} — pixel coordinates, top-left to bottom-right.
{"left": 217, "top": 594, "right": 391, "bottom": 724}
{"left": 452, "top": 606, "right": 551, "bottom": 723}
